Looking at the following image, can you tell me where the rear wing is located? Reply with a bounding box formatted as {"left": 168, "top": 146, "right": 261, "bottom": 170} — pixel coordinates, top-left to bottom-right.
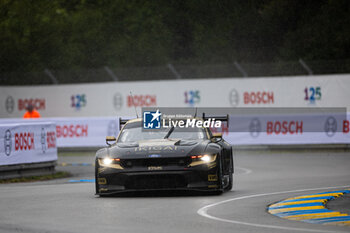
{"left": 202, "top": 113, "right": 229, "bottom": 126}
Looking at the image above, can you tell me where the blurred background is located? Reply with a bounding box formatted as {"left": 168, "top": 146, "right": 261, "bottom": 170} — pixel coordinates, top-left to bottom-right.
{"left": 1, "top": 5, "right": 350, "bottom": 233}
{"left": 1, "top": 0, "right": 349, "bottom": 85}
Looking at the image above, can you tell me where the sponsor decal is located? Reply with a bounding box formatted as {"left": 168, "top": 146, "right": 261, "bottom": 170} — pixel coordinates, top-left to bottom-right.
{"left": 324, "top": 116, "right": 337, "bottom": 137}
{"left": 267, "top": 121, "right": 303, "bottom": 135}
{"left": 135, "top": 146, "right": 177, "bottom": 152}
{"left": 41, "top": 128, "right": 46, "bottom": 153}
{"left": 127, "top": 94, "right": 156, "bottom": 107}
{"left": 113, "top": 93, "right": 123, "bottom": 110}
{"left": 97, "top": 178, "right": 107, "bottom": 185}
{"left": 184, "top": 90, "right": 200, "bottom": 106}
{"left": 143, "top": 110, "right": 162, "bottom": 129}
{"left": 4, "top": 129, "right": 12, "bottom": 156}
{"left": 15, "top": 132, "right": 35, "bottom": 151}
{"left": 229, "top": 89, "right": 239, "bottom": 107}
{"left": 46, "top": 131, "right": 56, "bottom": 149}
{"left": 343, "top": 120, "right": 349, "bottom": 133}
{"left": 56, "top": 124, "right": 88, "bottom": 138}
{"left": 304, "top": 86, "right": 321, "bottom": 104}
{"left": 71, "top": 94, "right": 87, "bottom": 110}
{"left": 41, "top": 127, "right": 56, "bottom": 151}
{"left": 208, "top": 174, "right": 218, "bottom": 181}
{"left": 249, "top": 118, "right": 261, "bottom": 138}
{"left": 244, "top": 91, "right": 274, "bottom": 105}
{"left": 18, "top": 98, "right": 45, "bottom": 111}
{"left": 148, "top": 166, "right": 163, "bottom": 170}
{"left": 5, "top": 96, "right": 15, "bottom": 114}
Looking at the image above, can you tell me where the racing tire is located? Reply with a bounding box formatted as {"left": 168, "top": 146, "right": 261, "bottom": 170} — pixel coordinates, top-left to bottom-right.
{"left": 224, "top": 156, "right": 234, "bottom": 192}
{"left": 216, "top": 159, "right": 224, "bottom": 194}
{"left": 95, "top": 160, "right": 100, "bottom": 196}
{"left": 224, "top": 173, "right": 233, "bottom": 191}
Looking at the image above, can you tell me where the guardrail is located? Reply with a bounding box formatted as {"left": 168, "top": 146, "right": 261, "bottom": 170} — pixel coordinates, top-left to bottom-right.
{"left": 1, "top": 60, "right": 350, "bottom": 85}
{"left": 0, "top": 161, "right": 56, "bottom": 180}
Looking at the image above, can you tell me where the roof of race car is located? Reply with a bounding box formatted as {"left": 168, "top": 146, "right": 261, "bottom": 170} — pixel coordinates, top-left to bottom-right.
{"left": 120, "top": 117, "right": 212, "bottom": 139}
{"left": 124, "top": 117, "right": 205, "bottom": 124}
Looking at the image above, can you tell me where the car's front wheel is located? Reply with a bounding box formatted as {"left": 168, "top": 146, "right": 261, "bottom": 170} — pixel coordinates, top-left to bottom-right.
{"left": 95, "top": 160, "right": 100, "bottom": 195}
{"left": 224, "top": 173, "right": 233, "bottom": 191}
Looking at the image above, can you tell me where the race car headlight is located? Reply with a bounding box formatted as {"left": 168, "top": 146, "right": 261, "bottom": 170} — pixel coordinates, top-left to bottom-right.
{"left": 101, "top": 158, "right": 120, "bottom": 165}
{"left": 201, "top": 155, "right": 211, "bottom": 162}
{"left": 190, "top": 154, "right": 216, "bottom": 163}
{"left": 103, "top": 158, "right": 113, "bottom": 165}
{"left": 98, "top": 158, "right": 123, "bottom": 169}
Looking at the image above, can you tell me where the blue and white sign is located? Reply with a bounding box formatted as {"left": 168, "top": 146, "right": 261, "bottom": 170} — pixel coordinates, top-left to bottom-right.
{"left": 143, "top": 110, "right": 161, "bottom": 129}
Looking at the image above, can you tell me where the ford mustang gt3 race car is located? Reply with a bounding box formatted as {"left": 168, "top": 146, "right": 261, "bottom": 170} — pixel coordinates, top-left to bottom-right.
{"left": 95, "top": 116, "right": 233, "bottom": 195}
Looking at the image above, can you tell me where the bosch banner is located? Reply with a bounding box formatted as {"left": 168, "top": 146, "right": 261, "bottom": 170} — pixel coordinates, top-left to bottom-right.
{"left": 223, "top": 113, "right": 350, "bottom": 145}
{"left": 52, "top": 117, "right": 119, "bottom": 147}
{"left": 0, "top": 113, "right": 349, "bottom": 147}
{"left": 0, "top": 122, "right": 57, "bottom": 166}
{"left": 0, "top": 117, "right": 120, "bottom": 147}
{"left": 1, "top": 74, "right": 350, "bottom": 118}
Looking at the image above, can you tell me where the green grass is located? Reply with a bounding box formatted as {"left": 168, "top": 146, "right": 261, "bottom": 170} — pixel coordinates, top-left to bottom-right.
{"left": 0, "top": 171, "right": 71, "bottom": 184}
{"left": 58, "top": 151, "right": 97, "bottom": 157}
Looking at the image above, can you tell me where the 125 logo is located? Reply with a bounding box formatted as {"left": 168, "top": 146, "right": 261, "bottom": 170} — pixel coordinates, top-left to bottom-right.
{"left": 71, "top": 94, "right": 87, "bottom": 110}
{"left": 304, "top": 86, "right": 321, "bottom": 103}
{"left": 184, "top": 90, "right": 200, "bottom": 106}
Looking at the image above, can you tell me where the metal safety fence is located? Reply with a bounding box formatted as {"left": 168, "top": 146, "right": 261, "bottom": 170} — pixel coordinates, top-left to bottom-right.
{"left": 1, "top": 59, "right": 350, "bottom": 85}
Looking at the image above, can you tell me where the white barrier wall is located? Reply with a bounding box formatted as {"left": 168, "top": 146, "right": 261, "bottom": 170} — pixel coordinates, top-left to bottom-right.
{"left": 0, "top": 113, "right": 349, "bottom": 147}
{"left": 1, "top": 74, "right": 349, "bottom": 146}
{"left": 0, "top": 122, "right": 57, "bottom": 166}
{"left": 53, "top": 117, "right": 119, "bottom": 147}
{"left": 223, "top": 113, "right": 350, "bottom": 145}
{"left": 1, "top": 74, "right": 350, "bottom": 118}
{"left": 0, "top": 117, "right": 120, "bottom": 147}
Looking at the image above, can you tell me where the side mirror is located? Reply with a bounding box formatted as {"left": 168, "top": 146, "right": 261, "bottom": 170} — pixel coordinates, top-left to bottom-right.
{"left": 212, "top": 133, "right": 222, "bottom": 139}
{"left": 106, "top": 136, "right": 116, "bottom": 146}
{"left": 211, "top": 133, "right": 222, "bottom": 142}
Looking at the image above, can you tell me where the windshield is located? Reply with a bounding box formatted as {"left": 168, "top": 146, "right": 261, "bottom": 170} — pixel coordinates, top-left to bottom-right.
{"left": 118, "top": 122, "right": 207, "bottom": 142}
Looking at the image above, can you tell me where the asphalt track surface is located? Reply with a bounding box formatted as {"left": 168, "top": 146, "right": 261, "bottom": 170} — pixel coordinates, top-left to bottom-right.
{"left": 0, "top": 149, "right": 350, "bottom": 233}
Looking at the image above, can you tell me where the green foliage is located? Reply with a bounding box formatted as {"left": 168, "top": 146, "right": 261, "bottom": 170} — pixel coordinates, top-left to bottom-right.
{"left": 0, "top": 0, "right": 349, "bottom": 72}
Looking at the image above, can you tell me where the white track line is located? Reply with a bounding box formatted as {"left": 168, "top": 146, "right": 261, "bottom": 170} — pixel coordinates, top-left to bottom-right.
{"left": 235, "top": 166, "right": 252, "bottom": 174}
{"left": 198, "top": 185, "right": 350, "bottom": 233}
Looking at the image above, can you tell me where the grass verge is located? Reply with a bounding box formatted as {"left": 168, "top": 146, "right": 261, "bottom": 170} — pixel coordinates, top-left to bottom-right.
{"left": 0, "top": 171, "right": 71, "bottom": 184}
{"left": 58, "top": 151, "right": 96, "bottom": 157}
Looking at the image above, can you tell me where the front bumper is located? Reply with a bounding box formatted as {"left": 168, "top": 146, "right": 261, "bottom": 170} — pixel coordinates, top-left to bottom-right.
{"left": 95, "top": 165, "right": 221, "bottom": 195}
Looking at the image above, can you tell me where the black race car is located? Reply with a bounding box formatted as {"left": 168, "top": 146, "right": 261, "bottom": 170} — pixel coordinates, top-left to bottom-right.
{"left": 95, "top": 116, "right": 234, "bottom": 195}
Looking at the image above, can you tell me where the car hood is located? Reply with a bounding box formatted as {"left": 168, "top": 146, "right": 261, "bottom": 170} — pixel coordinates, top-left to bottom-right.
{"left": 106, "top": 138, "right": 219, "bottom": 159}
